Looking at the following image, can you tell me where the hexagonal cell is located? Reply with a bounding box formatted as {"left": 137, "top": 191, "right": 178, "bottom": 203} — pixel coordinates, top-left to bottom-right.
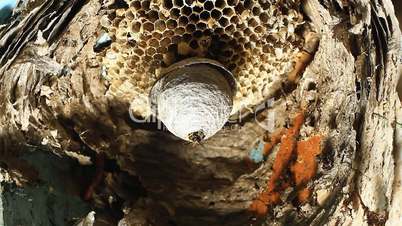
{"left": 204, "top": 1, "right": 214, "bottom": 11}
{"left": 163, "top": 0, "right": 174, "bottom": 9}
{"left": 146, "top": 47, "right": 157, "bottom": 56}
{"left": 196, "top": 22, "right": 207, "bottom": 30}
{"left": 170, "top": 8, "right": 181, "bottom": 19}
{"left": 200, "top": 11, "right": 210, "bottom": 21}
{"left": 130, "top": 21, "right": 141, "bottom": 33}
{"left": 155, "top": 20, "right": 167, "bottom": 31}
{"left": 141, "top": 1, "right": 151, "bottom": 11}
{"left": 147, "top": 10, "right": 159, "bottom": 22}
{"left": 224, "top": 24, "right": 235, "bottom": 34}
{"left": 189, "top": 14, "right": 200, "bottom": 23}
{"left": 143, "top": 22, "right": 155, "bottom": 32}
{"left": 160, "top": 37, "right": 172, "bottom": 47}
{"left": 193, "top": 5, "right": 203, "bottom": 13}
{"left": 211, "top": 9, "right": 222, "bottom": 20}
{"left": 178, "top": 16, "right": 189, "bottom": 26}
{"left": 173, "top": 0, "right": 184, "bottom": 8}
{"left": 252, "top": 6, "right": 261, "bottom": 16}
{"left": 214, "top": 0, "right": 226, "bottom": 9}
{"left": 130, "top": 1, "right": 141, "bottom": 10}
{"left": 230, "top": 15, "right": 240, "bottom": 24}
{"left": 218, "top": 17, "right": 229, "bottom": 27}
{"left": 185, "top": 24, "right": 196, "bottom": 33}
{"left": 227, "top": 0, "right": 239, "bottom": 7}
{"left": 243, "top": 0, "right": 253, "bottom": 9}
{"left": 254, "top": 25, "right": 264, "bottom": 34}
{"left": 181, "top": 6, "right": 192, "bottom": 16}
{"left": 248, "top": 18, "right": 258, "bottom": 27}
{"left": 223, "top": 7, "right": 235, "bottom": 17}
{"left": 175, "top": 27, "right": 186, "bottom": 35}
{"left": 166, "top": 19, "right": 178, "bottom": 29}
{"left": 259, "top": 12, "right": 269, "bottom": 23}
{"left": 163, "top": 30, "right": 175, "bottom": 37}
{"left": 152, "top": 32, "right": 163, "bottom": 39}
{"left": 148, "top": 38, "right": 159, "bottom": 47}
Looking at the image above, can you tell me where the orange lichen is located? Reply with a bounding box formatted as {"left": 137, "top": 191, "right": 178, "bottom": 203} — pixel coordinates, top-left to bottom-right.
{"left": 249, "top": 112, "right": 305, "bottom": 215}
{"left": 291, "top": 135, "right": 322, "bottom": 203}
{"left": 297, "top": 187, "right": 311, "bottom": 204}
{"left": 263, "top": 128, "right": 285, "bottom": 156}
{"left": 288, "top": 32, "right": 320, "bottom": 83}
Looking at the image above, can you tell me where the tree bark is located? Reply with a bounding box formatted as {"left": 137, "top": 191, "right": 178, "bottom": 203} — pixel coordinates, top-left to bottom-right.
{"left": 0, "top": 0, "right": 401, "bottom": 225}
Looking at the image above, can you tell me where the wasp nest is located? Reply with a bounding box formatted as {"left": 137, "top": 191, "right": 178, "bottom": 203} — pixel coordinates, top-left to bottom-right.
{"left": 101, "top": 0, "right": 305, "bottom": 117}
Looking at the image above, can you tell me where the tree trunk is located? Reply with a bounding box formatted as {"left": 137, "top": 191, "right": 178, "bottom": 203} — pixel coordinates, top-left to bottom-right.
{"left": 0, "top": 0, "right": 401, "bottom": 225}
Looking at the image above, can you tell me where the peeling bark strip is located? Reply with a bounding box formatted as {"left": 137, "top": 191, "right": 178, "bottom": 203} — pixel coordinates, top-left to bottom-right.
{"left": 0, "top": 0, "right": 400, "bottom": 225}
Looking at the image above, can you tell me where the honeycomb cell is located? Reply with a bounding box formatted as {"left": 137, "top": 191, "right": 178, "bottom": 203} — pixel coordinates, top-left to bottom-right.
{"left": 185, "top": 24, "right": 196, "bottom": 33}
{"left": 184, "top": 0, "right": 195, "bottom": 6}
{"left": 125, "top": 10, "right": 134, "bottom": 20}
{"left": 200, "top": 11, "right": 210, "bottom": 21}
{"left": 153, "top": 32, "right": 163, "bottom": 39}
{"left": 194, "top": 5, "right": 203, "bottom": 13}
{"left": 248, "top": 18, "right": 258, "bottom": 27}
{"left": 143, "top": 22, "right": 155, "bottom": 32}
{"left": 189, "top": 14, "right": 200, "bottom": 23}
{"left": 175, "top": 27, "right": 186, "bottom": 35}
{"left": 148, "top": 38, "right": 159, "bottom": 47}
{"left": 227, "top": 0, "right": 239, "bottom": 7}
{"left": 141, "top": 1, "right": 151, "bottom": 10}
{"left": 163, "top": 0, "right": 173, "bottom": 9}
{"left": 215, "top": 0, "right": 226, "bottom": 9}
{"left": 181, "top": 6, "right": 192, "bottom": 16}
{"left": 254, "top": 25, "right": 264, "bottom": 34}
{"left": 230, "top": 15, "right": 240, "bottom": 24}
{"left": 204, "top": 1, "right": 214, "bottom": 11}
{"left": 225, "top": 24, "right": 235, "bottom": 33}
{"left": 223, "top": 7, "right": 235, "bottom": 17}
{"left": 131, "top": 21, "right": 141, "bottom": 33}
{"left": 155, "top": 20, "right": 166, "bottom": 31}
{"left": 161, "top": 37, "right": 171, "bottom": 47}
{"left": 170, "top": 8, "right": 181, "bottom": 19}
{"left": 147, "top": 10, "right": 159, "bottom": 22}
{"left": 166, "top": 19, "right": 178, "bottom": 29}
{"left": 173, "top": 0, "right": 184, "bottom": 8}
{"left": 243, "top": 28, "right": 252, "bottom": 36}
{"left": 218, "top": 17, "right": 229, "bottom": 27}
{"left": 252, "top": 6, "right": 261, "bottom": 16}
{"left": 211, "top": 9, "right": 222, "bottom": 20}
{"left": 146, "top": 47, "right": 157, "bottom": 56}
{"left": 130, "top": 1, "right": 141, "bottom": 10}
{"left": 163, "top": 30, "right": 175, "bottom": 37}
{"left": 196, "top": 22, "right": 207, "bottom": 30}
{"left": 134, "top": 48, "right": 144, "bottom": 55}
{"left": 179, "top": 16, "right": 189, "bottom": 26}
{"left": 244, "top": 0, "right": 253, "bottom": 9}
{"left": 259, "top": 12, "right": 269, "bottom": 23}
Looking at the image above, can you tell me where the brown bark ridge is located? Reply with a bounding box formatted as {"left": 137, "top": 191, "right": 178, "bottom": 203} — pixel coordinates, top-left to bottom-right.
{"left": 0, "top": 0, "right": 400, "bottom": 225}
